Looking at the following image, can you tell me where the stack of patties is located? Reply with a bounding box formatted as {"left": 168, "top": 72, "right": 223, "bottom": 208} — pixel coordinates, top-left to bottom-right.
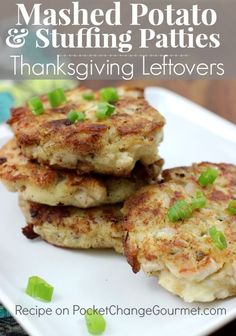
{"left": 0, "top": 86, "right": 165, "bottom": 254}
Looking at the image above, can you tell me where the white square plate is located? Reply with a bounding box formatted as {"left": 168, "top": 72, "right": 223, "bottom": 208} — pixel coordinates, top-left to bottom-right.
{"left": 0, "top": 87, "right": 235, "bottom": 336}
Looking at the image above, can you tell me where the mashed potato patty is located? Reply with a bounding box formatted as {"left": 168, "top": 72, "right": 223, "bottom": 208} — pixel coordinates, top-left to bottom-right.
{"left": 123, "top": 162, "right": 236, "bottom": 302}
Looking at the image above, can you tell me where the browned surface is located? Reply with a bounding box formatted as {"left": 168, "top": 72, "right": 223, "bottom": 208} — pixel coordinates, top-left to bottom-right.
{"left": 0, "top": 139, "right": 161, "bottom": 207}
{"left": 20, "top": 199, "right": 124, "bottom": 253}
{"left": 23, "top": 201, "right": 121, "bottom": 231}
{"left": 8, "top": 86, "right": 164, "bottom": 176}
{"left": 83, "top": 80, "right": 236, "bottom": 124}
{"left": 9, "top": 88, "right": 163, "bottom": 149}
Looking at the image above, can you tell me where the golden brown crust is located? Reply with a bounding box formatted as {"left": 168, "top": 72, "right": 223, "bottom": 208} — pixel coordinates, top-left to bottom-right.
{"left": 8, "top": 86, "right": 165, "bottom": 176}
{"left": 123, "top": 162, "right": 236, "bottom": 302}
{"left": 0, "top": 139, "right": 163, "bottom": 207}
{"left": 20, "top": 198, "right": 124, "bottom": 253}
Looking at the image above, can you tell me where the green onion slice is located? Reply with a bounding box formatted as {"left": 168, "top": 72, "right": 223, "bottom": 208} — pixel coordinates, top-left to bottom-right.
{"left": 82, "top": 91, "right": 94, "bottom": 101}
{"left": 191, "top": 190, "right": 206, "bottom": 210}
{"left": 85, "top": 308, "right": 106, "bottom": 335}
{"left": 28, "top": 96, "right": 44, "bottom": 116}
{"left": 100, "top": 87, "right": 119, "bottom": 103}
{"left": 208, "top": 226, "right": 227, "bottom": 250}
{"left": 167, "top": 200, "right": 193, "bottom": 222}
{"left": 96, "top": 102, "right": 115, "bottom": 120}
{"left": 198, "top": 168, "right": 218, "bottom": 187}
{"left": 26, "top": 276, "right": 54, "bottom": 302}
{"left": 67, "top": 110, "right": 85, "bottom": 123}
{"left": 227, "top": 200, "right": 236, "bottom": 215}
{"left": 48, "top": 88, "right": 66, "bottom": 108}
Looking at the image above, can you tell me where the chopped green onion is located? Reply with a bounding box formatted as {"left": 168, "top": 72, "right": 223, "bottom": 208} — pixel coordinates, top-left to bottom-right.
{"left": 26, "top": 276, "right": 54, "bottom": 302}
{"left": 96, "top": 102, "right": 115, "bottom": 120}
{"left": 82, "top": 91, "right": 94, "bottom": 101}
{"left": 28, "top": 96, "right": 44, "bottom": 116}
{"left": 167, "top": 200, "right": 193, "bottom": 222}
{"left": 198, "top": 168, "right": 218, "bottom": 187}
{"left": 168, "top": 191, "right": 207, "bottom": 222}
{"left": 67, "top": 110, "right": 79, "bottom": 123}
{"left": 100, "top": 87, "right": 119, "bottom": 103}
{"left": 191, "top": 190, "right": 206, "bottom": 210}
{"left": 67, "top": 110, "right": 85, "bottom": 123}
{"left": 227, "top": 200, "right": 236, "bottom": 215}
{"left": 208, "top": 226, "right": 227, "bottom": 250}
{"left": 48, "top": 88, "right": 66, "bottom": 108}
{"left": 85, "top": 308, "right": 106, "bottom": 335}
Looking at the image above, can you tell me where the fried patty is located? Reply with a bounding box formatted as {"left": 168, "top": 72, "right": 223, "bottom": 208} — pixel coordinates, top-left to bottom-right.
{"left": 123, "top": 162, "right": 236, "bottom": 302}
{"left": 0, "top": 139, "right": 163, "bottom": 207}
{"left": 8, "top": 86, "right": 165, "bottom": 176}
{"left": 20, "top": 198, "right": 123, "bottom": 253}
